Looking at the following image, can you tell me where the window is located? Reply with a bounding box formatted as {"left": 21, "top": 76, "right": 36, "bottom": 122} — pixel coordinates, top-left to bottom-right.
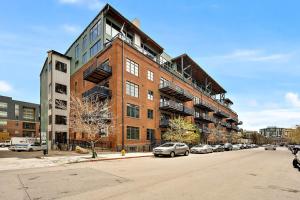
{"left": 15, "top": 104, "right": 19, "bottom": 119}
{"left": 106, "top": 19, "right": 120, "bottom": 37}
{"left": 23, "top": 108, "right": 35, "bottom": 120}
{"left": 147, "top": 70, "right": 154, "bottom": 81}
{"left": 23, "top": 122, "right": 35, "bottom": 130}
{"left": 126, "top": 81, "right": 139, "bottom": 98}
{"left": 55, "top": 83, "right": 67, "bottom": 94}
{"left": 16, "top": 121, "right": 18, "bottom": 127}
{"left": 55, "top": 115, "right": 67, "bottom": 125}
{"left": 90, "top": 40, "right": 101, "bottom": 57}
{"left": 160, "top": 77, "right": 169, "bottom": 87}
{"left": 49, "top": 115, "right": 52, "bottom": 125}
{"left": 90, "top": 20, "right": 101, "bottom": 43}
{"left": 75, "top": 44, "right": 80, "bottom": 60}
{"left": 0, "top": 102, "right": 7, "bottom": 109}
{"left": 0, "top": 119, "right": 7, "bottom": 126}
{"left": 147, "top": 90, "right": 154, "bottom": 100}
{"left": 0, "top": 111, "right": 7, "bottom": 117}
{"left": 127, "top": 126, "right": 139, "bottom": 140}
{"left": 55, "top": 99, "right": 67, "bottom": 110}
{"left": 48, "top": 83, "right": 52, "bottom": 93}
{"left": 147, "top": 129, "right": 155, "bottom": 140}
{"left": 127, "top": 104, "right": 139, "bottom": 118}
{"left": 147, "top": 109, "right": 153, "bottom": 119}
{"left": 55, "top": 61, "right": 67, "bottom": 73}
{"left": 126, "top": 59, "right": 139, "bottom": 76}
{"left": 82, "top": 35, "right": 88, "bottom": 50}
{"left": 75, "top": 81, "right": 78, "bottom": 95}
{"left": 82, "top": 52, "right": 88, "bottom": 64}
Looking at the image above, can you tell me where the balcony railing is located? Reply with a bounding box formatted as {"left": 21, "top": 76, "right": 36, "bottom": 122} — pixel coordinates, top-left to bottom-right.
{"left": 226, "top": 117, "right": 239, "bottom": 123}
{"left": 83, "top": 62, "right": 112, "bottom": 83}
{"left": 200, "top": 127, "right": 211, "bottom": 134}
{"left": 231, "top": 125, "right": 239, "bottom": 131}
{"left": 214, "top": 110, "right": 230, "bottom": 118}
{"left": 159, "top": 82, "right": 193, "bottom": 102}
{"left": 159, "top": 119, "right": 170, "bottom": 128}
{"left": 82, "top": 85, "right": 111, "bottom": 99}
{"left": 181, "top": 106, "right": 194, "bottom": 116}
{"left": 194, "top": 99, "right": 216, "bottom": 112}
{"left": 194, "top": 113, "right": 216, "bottom": 123}
{"left": 220, "top": 121, "right": 231, "bottom": 128}
{"left": 159, "top": 100, "right": 184, "bottom": 113}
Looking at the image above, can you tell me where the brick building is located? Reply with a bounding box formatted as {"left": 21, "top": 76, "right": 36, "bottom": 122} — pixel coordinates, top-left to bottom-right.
{"left": 0, "top": 95, "right": 40, "bottom": 139}
{"left": 40, "top": 4, "right": 241, "bottom": 151}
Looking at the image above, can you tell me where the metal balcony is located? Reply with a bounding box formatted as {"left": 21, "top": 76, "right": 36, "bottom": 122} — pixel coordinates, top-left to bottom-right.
{"left": 159, "top": 82, "right": 193, "bottom": 102}
{"left": 194, "top": 113, "right": 216, "bottom": 123}
{"left": 194, "top": 99, "right": 216, "bottom": 112}
{"left": 159, "top": 100, "right": 183, "bottom": 113}
{"left": 83, "top": 62, "right": 112, "bottom": 83}
{"left": 82, "top": 85, "right": 111, "bottom": 99}
{"left": 220, "top": 121, "right": 231, "bottom": 128}
{"left": 226, "top": 117, "right": 239, "bottom": 123}
{"left": 159, "top": 119, "right": 170, "bottom": 128}
{"left": 180, "top": 106, "right": 194, "bottom": 116}
{"left": 201, "top": 127, "right": 211, "bottom": 134}
{"left": 231, "top": 125, "right": 239, "bottom": 131}
{"left": 214, "top": 110, "right": 230, "bottom": 118}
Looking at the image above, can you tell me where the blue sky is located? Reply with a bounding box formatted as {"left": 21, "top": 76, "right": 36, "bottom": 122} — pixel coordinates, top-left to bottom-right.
{"left": 0, "top": 0, "right": 300, "bottom": 131}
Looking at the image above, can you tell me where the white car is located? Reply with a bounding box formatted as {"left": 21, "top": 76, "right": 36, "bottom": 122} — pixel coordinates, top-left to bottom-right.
{"left": 0, "top": 140, "right": 11, "bottom": 147}
{"left": 232, "top": 144, "right": 241, "bottom": 150}
{"left": 13, "top": 143, "right": 47, "bottom": 152}
{"left": 191, "top": 144, "right": 213, "bottom": 154}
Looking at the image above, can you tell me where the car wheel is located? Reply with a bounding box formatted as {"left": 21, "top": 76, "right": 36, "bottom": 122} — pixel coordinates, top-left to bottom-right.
{"left": 293, "top": 159, "right": 298, "bottom": 168}
{"left": 184, "top": 150, "right": 189, "bottom": 156}
{"left": 170, "top": 151, "right": 175, "bottom": 158}
{"left": 28, "top": 148, "right": 33, "bottom": 152}
{"left": 154, "top": 154, "right": 159, "bottom": 157}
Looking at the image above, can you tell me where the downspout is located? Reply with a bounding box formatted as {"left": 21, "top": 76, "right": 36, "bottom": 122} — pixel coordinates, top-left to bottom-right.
{"left": 121, "top": 37, "right": 125, "bottom": 152}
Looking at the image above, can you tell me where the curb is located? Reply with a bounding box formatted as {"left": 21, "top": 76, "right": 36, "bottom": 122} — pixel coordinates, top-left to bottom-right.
{"left": 68, "top": 154, "right": 153, "bottom": 164}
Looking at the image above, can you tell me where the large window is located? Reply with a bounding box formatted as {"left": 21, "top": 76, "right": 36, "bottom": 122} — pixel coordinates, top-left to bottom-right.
{"left": 127, "top": 126, "right": 139, "bottom": 140}
{"left": 0, "top": 111, "right": 7, "bottom": 118}
{"left": 106, "top": 19, "right": 120, "bottom": 37}
{"left": 160, "top": 77, "right": 169, "bottom": 87}
{"left": 126, "top": 81, "right": 139, "bottom": 98}
{"left": 55, "top": 61, "right": 67, "bottom": 73}
{"left": 146, "top": 129, "right": 155, "bottom": 140}
{"left": 90, "top": 20, "right": 101, "bottom": 43}
{"left": 75, "top": 44, "right": 80, "bottom": 60}
{"left": 0, "top": 119, "right": 7, "bottom": 126}
{"left": 147, "top": 90, "right": 154, "bottom": 101}
{"left": 90, "top": 40, "right": 101, "bottom": 57}
{"left": 0, "top": 102, "right": 7, "bottom": 109}
{"left": 15, "top": 104, "right": 19, "bottom": 119}
{"left": 55, "top": 115, "right": 67, "bottom": 125}
{"left": 147, "top": 109, "right": 153, "bottom": 119}
{"left": 126, "top": 59, "right": 139, "bottom": 76}
{"left": 23, "top": 108, "right": 35, "bottom": 120}
{"left": 82, "top": 35, "right": 88, "bottom": 50}
{"left": 55, "top": 99, "right": 67, "bottom": 110}
{"left": 55, "top": 83, "right": 67, "bottom": 95}
{"left": 127, "top": 104, "right": 139, "bottom": 118}
{"left": 82, "top": 52, "right": 88, "bottom": 64}
{"left": 147, "top": 70, "right": 154, "bottom": 81}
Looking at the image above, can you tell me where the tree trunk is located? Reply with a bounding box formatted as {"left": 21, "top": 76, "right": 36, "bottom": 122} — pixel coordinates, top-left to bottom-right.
{"left": 91, "top": 141, "right": 97, "bottom": 158}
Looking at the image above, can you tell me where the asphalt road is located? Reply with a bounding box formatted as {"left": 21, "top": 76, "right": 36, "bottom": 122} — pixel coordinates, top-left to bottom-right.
{"left": 0, "top": 147, "right": 299, "bottom": 200}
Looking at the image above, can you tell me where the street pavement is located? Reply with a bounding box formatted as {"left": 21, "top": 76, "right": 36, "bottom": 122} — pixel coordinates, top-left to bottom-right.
{"left": 0, "top": 147, "right": 299, "bottom": 200}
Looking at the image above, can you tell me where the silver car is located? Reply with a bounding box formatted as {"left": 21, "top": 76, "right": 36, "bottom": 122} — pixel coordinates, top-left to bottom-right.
{"left": 265, "top": 144, "right": 276, "bottom": 150}
{"left": 191, "top": 144, "right": 213, "bottom": 154}
{"left": 153, "top": 142, "right": 190, "bottom": 157}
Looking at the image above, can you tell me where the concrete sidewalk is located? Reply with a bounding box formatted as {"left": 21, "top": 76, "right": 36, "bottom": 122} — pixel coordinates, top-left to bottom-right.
{"left": 0, "top": 152, "right": 153, "bottom": 171}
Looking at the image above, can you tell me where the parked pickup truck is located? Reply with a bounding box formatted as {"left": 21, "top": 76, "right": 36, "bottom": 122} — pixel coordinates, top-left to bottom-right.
{"left": 12, "top": 142, "right": 47, "bottom": 152}
{"left": 0, "top": 140, "right": 11, "bottom": 147}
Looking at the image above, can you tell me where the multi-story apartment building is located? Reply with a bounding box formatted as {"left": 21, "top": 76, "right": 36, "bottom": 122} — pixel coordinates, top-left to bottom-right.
{"left": 259, "top": 127, "right": 285, "bottom": 138}
{"left": 40, "top": 4, "right": 240, "bottom": 151}
{"left": 0, "top": 95, "right": 40, "bottom": 138}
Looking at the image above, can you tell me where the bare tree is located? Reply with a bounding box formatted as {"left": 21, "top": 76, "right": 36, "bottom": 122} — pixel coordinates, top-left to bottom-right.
{"left": 66, "top": 94, "right": 112, "bottom": 158}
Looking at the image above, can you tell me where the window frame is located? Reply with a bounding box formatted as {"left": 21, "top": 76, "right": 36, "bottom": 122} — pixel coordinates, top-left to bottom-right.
{"left": 126, "top": 59, "right": 139, "bottom": 77}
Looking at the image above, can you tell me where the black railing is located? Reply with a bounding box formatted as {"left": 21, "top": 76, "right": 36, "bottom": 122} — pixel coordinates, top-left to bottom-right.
{"left": 159, "top": 82, "right": 193, "bottom": 101}
{"left": 182, "top": 106, "right": 194, "bottom": 116}
{"left": 159, "top": 100, "right": 183, "bottom": 112}
{"left": 82, "top": 85, "right": 111, "bottom": 99}
{"left": 83, "top": 62, "right": 112, "bottom": 83}
{"left": 194, "top": 113, "right": 216, "bottom": 123}
{"left": 194, "top": 99, "right": 216, "bottom": 111}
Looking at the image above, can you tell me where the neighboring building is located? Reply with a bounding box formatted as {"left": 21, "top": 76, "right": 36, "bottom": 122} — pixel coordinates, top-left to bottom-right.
{"left": 40, "top": 4, "right": 240, "bottom": 151}
{"left": 259, "top": 126, "right": 286, "bottom": 144}
{"left": 0, "top": 95, "right": 40, "bottom": 138}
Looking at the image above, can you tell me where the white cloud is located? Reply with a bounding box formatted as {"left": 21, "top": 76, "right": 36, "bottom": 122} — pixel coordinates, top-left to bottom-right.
{"left": 240, "top": 108, "right": 300, "bottom": 131}
{"left": 62, "top": 24, "right": 81, "bottom": 34}
{"left": 285, "top": 92, "right": 300, "bottom": 107}
{"left": 205, "top": 49, "right": 292, "bottom": 63}
{"left": 0, "top": 80, "right": 12, "bottom": 93}
{"left": 58, "top": 0, "right": 104, "bottom": 10}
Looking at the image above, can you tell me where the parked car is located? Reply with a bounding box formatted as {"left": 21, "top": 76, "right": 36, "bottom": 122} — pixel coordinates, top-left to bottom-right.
{"left": 292, "top": 146, "right": 300, "bottom": 170}
{"left": 153, "top": 142, "right": 189, "bottom": 157}
{"left": 0, "top": 140, "right": 11, "bottom": 147}
{"left": 232, "top": 144, "right": 240, "bottom": 150}
{"left": 14, "top": 142, "right": 47, "bottom": 152}
{"left": 211, "top": 145, "right": 224, "bottom": 152}
{"left": 224, "top": 143, "right": 233, "bottom": 151}
{"left": 191, "top": 144, "right": 213, "bottom": 154}
{"left": 265, "top": 144, "right": 276, "bottom": 151}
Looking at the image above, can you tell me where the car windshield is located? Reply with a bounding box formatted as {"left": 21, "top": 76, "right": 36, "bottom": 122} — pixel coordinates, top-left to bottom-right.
{"left": 160, "top": 143, "right": 175, "bottom": 147}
